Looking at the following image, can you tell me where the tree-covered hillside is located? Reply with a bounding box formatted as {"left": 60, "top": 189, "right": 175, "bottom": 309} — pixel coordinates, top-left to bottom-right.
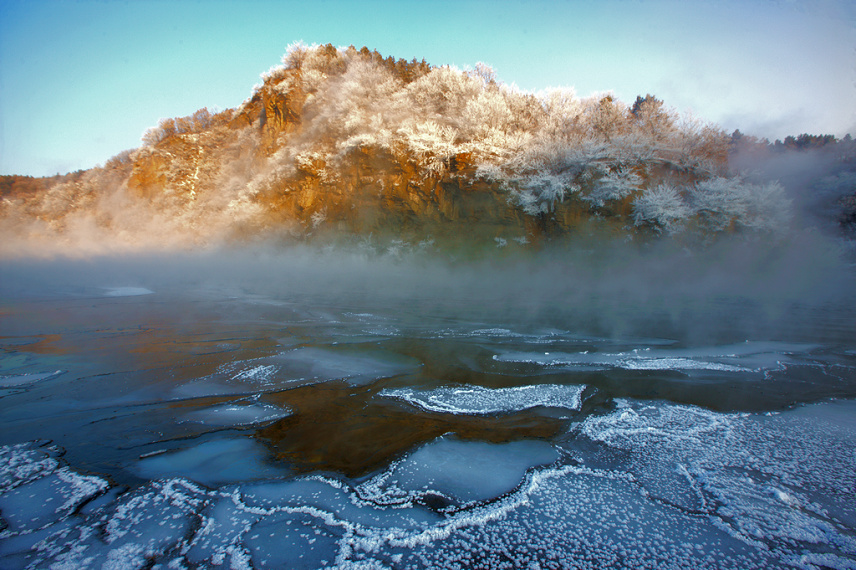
{"left": 1, "top": 43, "right": 852, "bottom": 257}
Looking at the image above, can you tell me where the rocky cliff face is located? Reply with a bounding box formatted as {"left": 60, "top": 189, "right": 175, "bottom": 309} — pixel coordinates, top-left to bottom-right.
{"left": 0, "top": 43, "right": 798, "bottom": 258}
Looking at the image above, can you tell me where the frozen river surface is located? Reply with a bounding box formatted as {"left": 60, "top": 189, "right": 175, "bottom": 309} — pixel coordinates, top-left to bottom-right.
{"left": 1, "top": 253, "right": 855, "bottom": 569}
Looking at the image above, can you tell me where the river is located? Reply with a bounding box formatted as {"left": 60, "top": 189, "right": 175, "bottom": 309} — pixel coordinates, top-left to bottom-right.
{"left": 1, "top": 243, "right": 855, "bottom": 569}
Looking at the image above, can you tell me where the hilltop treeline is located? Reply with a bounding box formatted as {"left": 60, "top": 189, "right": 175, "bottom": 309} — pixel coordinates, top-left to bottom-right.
{"left": 1, "top": 43, "right": 851, "bottom": 257}
{"left": 0, "top": 171, "right": 85, "bottom": 198}
{"left": 730, "top": 130, "right": 855, "bottom": 154}
{"left": 727, "top": 130, "right": 856, "bottom": 234}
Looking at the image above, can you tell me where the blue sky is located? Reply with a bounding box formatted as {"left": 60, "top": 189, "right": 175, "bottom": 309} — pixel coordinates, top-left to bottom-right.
{"left": 1, "top": 0, "right": 854, "bottom": 176}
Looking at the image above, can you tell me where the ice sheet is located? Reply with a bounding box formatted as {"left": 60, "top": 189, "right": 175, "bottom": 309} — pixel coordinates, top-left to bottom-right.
{"left": 0, "top": 467, "right": 107, "bottom": 532}
{"left": 3, "top": 398, "right": 856, "bottom": 570}
{"left": 578, "top": 399, "right": 856, "bottom": 566}
{"left": 377, "top": 464, "right": 776, "bottom": 569}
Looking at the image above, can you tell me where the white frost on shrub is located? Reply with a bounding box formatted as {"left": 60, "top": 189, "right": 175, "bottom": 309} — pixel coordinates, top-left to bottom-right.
{"left": 689, "top": 177, "right": 791, "bottom": 233}
{"left": 633, "top": 177, "right": 791, "bottom": 235}
{"left": 510, "top": 170, "right": 577, "bottom": 216}
{"left": 632, "top": 184, "right": 691, "bottom": 233}
{"left": 583, "top": 169, "right": 643, "bottom": 208}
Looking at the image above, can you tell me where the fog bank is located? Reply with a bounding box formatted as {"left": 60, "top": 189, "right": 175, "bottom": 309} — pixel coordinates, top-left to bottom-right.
{"left": 2, "top": 230, "right": 852, "bottom": 346}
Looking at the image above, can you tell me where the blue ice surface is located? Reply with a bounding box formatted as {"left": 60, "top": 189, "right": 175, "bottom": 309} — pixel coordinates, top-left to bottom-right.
{"left": 2, "top": 401, "right": 855, "bottom": 569}
{"left": 136, "top": 437, "right": 291, "bottom": 486}
{"left": 358, "top": 437, "right": 560, "bottom": 506}
{"left": 0, "top": 371, "right": 64, "bottom": 389}
{"left": 272, "top": 346, "right": 422, "bottom": 386}
{"left": 179, "top": 402, "right": 291, "bottom": 426}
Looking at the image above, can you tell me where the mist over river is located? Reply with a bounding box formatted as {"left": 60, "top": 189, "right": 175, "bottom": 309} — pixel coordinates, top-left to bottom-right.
{"left": 1, "top": 241, "right": 855, "bottom": 569}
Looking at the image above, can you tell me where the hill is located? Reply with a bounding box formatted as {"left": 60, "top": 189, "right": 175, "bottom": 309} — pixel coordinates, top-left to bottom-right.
{"left": 1, "top": 43, "right": 851, "bottom": 258}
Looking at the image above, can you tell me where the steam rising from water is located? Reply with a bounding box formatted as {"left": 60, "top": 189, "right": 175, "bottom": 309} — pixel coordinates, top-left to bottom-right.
{"left": 2, "top": 228, "right": 852, "bottom": 346}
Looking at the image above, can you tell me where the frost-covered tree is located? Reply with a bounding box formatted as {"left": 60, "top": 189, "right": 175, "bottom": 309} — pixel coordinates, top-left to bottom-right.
{"left": 633, "top": 184, "right": 691, "bottom": 233}
{"left": 582, "top": 169, "right": 643, "bottom": 208}
{"left": 689, "top": 177, "right": 790, "bottom": 233}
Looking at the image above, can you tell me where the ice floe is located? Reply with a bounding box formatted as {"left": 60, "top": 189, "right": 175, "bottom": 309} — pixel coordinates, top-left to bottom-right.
{"left": 135, "top": 438, "right": 290, "bottom": 486}
{"left": 171, "top": 362, "right": 286, "bottom": 399}
{"left": 493, "top": 340, "right": 822, "bottom": 374}
{"left": 241, "top": 477, "right": 440, "bottom": 531}
{"left": 0, "top": 370, "right": 63, "bottom": 389}
{"left": 244, "top": 510, "right": 341, "bottom": 569}
{"left": 229, "top": 364, "right": 280, "bottom": 384}
{"left": 101, "top": 287, "right": 154, "bottom": 297}
{"left": 379, "top": 383, "right": 586, "bottom": 415}
{"left": 0, "top": 467, "right": 107, "bottom": 532}
{"left": 176, "top": 347, "right": 422, "bottom": 399}
{"left": 273, "top": 347, "right": 421, "bottom": 386}
{"left": 180, "top": 402, "right": 290, "bottom": 427}
{"left": 357, "top": 436, "right": 560, "bottom": 507}
{"left": 377, "top": 463, "right": 776, "bottom": 569}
